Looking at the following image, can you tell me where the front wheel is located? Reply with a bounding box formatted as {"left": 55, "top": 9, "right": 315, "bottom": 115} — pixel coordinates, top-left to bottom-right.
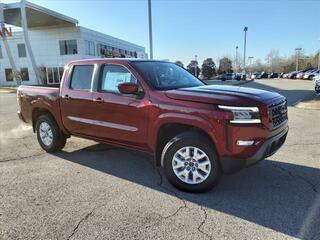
{"left": 36, "top": 114, "right": 66, "bottom": 152}
{"left": 162, "top": 132, "right": 221, "bottom": 193}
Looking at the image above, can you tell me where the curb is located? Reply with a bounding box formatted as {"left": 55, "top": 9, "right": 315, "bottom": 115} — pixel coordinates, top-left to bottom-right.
{"left": 0, "top": 90, "right": 17, "bottom": 93}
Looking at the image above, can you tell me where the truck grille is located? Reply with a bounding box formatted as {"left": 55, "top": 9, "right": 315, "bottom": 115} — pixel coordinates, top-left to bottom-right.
{"left": 269, "top": 100, "right": 288, "bottom": 129}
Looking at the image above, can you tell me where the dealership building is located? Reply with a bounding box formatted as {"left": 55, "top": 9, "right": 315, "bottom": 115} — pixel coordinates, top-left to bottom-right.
{"left": 0, "top": 1, "right": 147, "bottom": 86}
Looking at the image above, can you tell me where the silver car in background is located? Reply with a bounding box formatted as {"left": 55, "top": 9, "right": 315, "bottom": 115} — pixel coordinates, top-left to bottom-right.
{"left": 304, "top": 69, "right": 320, "bottom": 80}
{"left": 314, "top": 74, "right": 320, "bottom": 95}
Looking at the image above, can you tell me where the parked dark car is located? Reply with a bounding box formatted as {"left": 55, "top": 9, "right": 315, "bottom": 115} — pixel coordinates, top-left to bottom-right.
{"left": 251, "top": 72, "right": 260, "bottom": 79}
{"left": 269, "top": 73, "right": 279, "bottom": 78}
{"left": 288, "top": 71, "right": 298, "bottom": 79}
{"left": 259, "top": 72, "right": 268, "bottom": 79}
{"left": 315, "top": 77, "right": 320, "bottom": 95}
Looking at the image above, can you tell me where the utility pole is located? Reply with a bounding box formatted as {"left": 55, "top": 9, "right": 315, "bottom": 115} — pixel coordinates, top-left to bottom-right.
{"left": 295, "top": 47, "right": 302, "bottom": 71}
{"left": 248, "top": 56, "right": 254, "bottom": 75}
{"left": 194, "top": 55, "right": 198, "bottom": 77}
{"left": 148, "top": 0, "right": 153, "bottom": 60}
{"left": 318, "top": 50, "right": 320, "bottom": 70}
{"left": 318, "top": 38, "right": 320, "bottom": 70}
{"left": 21, "top": 0, "right": 41, "bottom": 84}
{"left": 243, "top": 26, "right": 248, "bottom": 75}
{"left": 0, "top": 3, "right": 21, "bottom": 85}
{"left": 236, "top": 46, "right": 239, "bottom": 72}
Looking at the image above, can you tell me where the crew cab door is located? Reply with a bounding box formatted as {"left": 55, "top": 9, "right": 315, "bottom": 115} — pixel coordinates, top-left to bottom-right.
{"left": 60, "top": 64, "right": 96, "bottom": 136}
{"left": 91, "top": 64, "right": 150, "bottom": 149}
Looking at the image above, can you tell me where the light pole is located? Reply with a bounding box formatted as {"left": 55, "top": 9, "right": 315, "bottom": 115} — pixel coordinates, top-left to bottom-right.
{"left": 194, "top": 55, "right": 198, "bottom": 76}
{"left": 318, "top": 38, "right": 320, "bottom": 70}
{"left": 236, "top": 46, "right": 239, "bottom": 72}
{"left": 248, "top": 56, "right": 254, "bottom": 75}
{"left": 148, "top": 0, "right": 153, "bottom": 59}
{"left": 243, "top": 26, "right": 248, "bottom": 75}
{"left": 295, "top": 47, "right": 302, "bottom": 71}
{"left": 318, "top": 50, "right": 320, "bottom": 70}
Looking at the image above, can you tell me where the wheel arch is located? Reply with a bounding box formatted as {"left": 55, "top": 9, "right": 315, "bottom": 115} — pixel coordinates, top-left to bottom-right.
{"left": 153, "top": 118, "right": 218, "bottom": 167}
{"left": 31, "top": 107, "right": 66, "bottom": 134}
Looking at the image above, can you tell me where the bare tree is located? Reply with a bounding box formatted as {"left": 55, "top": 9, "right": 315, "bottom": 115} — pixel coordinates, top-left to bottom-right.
{"left": 175, "top": 60, "right": 184, "bottom": 68}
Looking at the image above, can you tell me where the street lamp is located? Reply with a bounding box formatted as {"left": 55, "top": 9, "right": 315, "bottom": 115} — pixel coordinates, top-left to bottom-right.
{"left": 295, "top": 47, "right": 302, "bottom": 71}
{"left": 148, "top": 0, "right": 153, "bottom": 59}
{"left": 318, "top": 38, "right": 320, "bottom": 70}
{"left": 236, "top": 46, "right": 239, "bottom": 72}
{"left": 194, "top": 55, "right": 198, "bottom": 76}
{"left": 318, "top": 50, "right": 320, "bottom": 70}
{"left": 243, "top": 26, "right": 248, "bottom": 75}
{"left": 248, "top": 56, "right": 254, "bottom": 75}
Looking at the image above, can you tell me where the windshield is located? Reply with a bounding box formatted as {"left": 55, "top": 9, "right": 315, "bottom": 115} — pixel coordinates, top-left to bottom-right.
{"left": 131, "top": 61, "right": 204, "bottom": 90}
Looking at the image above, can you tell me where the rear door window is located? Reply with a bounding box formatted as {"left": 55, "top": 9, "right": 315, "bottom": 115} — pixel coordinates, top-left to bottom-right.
{"left": 70, "top": 65, "right": 94, "bottom": 90}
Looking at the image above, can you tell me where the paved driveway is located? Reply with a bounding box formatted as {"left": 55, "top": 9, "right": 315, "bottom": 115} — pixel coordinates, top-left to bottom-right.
{"left": 0, "top": 79, "right": 319, "bottom": 240}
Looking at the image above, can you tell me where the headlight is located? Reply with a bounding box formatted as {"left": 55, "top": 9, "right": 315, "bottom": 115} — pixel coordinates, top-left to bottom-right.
{"left": 218, "top": 105, "right": 261, "bottom": 123}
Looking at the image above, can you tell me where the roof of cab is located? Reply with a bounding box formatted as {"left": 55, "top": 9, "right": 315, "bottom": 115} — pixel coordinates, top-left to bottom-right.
{"left": 67, "top": 58, "right": 168, "bottom": 66}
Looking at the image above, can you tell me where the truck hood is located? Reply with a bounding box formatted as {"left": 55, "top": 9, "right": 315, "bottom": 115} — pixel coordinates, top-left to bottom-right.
{"left": 165, "top": 84, "right": 283, "bottom": 106}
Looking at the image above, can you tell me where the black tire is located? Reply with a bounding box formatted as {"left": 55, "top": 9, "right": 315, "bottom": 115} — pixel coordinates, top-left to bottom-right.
{"left": 36, "top": 114, "right": 66, "bottom": 152}
{"left": 162, "top": 131, "right": 221, "bottom": 193}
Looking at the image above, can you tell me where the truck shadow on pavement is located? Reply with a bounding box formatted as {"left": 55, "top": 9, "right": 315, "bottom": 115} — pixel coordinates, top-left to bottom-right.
{"left": 54, "top": 145, "right": 320, "bottom": 240}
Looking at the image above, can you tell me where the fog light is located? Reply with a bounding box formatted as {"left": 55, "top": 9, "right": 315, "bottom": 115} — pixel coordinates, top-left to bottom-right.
{"left": 237, "top": 140, "right": 255, "bottom": 146}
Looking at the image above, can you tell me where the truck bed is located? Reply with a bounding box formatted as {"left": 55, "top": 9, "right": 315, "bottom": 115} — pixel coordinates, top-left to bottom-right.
{"left": 17, "top": 84, "right": 62, "bottom": 126}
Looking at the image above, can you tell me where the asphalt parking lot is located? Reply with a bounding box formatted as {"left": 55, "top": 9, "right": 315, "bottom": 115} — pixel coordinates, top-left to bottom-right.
{"left": 0, "top": 79, "right": 319, "bottom": 240}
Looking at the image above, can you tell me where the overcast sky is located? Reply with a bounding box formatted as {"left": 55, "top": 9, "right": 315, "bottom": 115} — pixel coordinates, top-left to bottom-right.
{"left": 3, "top": 0, "right": 320, "bottom": 65}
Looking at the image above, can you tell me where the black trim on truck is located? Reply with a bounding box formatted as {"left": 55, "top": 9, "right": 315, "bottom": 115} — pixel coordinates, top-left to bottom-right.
{"left": 220, "top": 127, "right": 289, "bottom": 173}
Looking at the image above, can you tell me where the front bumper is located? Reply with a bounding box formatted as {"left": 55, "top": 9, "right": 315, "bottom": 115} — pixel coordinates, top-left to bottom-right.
{"left": 220, "top": 127, "right": 289, "bottom": 173}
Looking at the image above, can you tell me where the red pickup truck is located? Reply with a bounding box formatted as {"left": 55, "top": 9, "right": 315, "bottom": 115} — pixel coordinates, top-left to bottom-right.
{"left": 17, "top": 59, "right": 288, "bottom": 192}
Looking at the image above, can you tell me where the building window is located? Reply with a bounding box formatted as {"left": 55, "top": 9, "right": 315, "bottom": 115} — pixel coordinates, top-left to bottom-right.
{"left": 59, "top": 40, "right": 78, "bottom": 55}
{"left": 70, "top": 65, "right": 94, "bottom": 90}
{"left": 20, "top": 68, "right": 29, "bottom": 81}
{"left": 97, "top": 43, "right": 109, "bottom": 55}
{"left": 85, "top": 40, "right": 95, "bottom": 56}
{"left": 5, "top": 69, "right": 14, "bottom": 81}
{"left": 46, "top": 67, "right": 64, "bottom": 84}
{"left": 17, "top": 43, "right": 27, "bottom": 58}
{"left": 59, "top": 67, "right": 64, "bottom": 80}
{"left": 38, "top": 66, "right": 47, "bottom": 84}
{"left": 0, "top": 44, "right": 3, "bottom": 58}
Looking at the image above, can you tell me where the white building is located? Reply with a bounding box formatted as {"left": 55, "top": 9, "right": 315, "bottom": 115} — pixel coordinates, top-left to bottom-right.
{"left": 0, "top": 1, "right": 147, "bottom": 86}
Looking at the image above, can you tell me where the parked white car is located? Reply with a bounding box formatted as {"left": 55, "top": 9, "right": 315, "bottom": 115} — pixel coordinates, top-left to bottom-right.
{"left": 304, "top": 69, "right": 320, "bottom": 80}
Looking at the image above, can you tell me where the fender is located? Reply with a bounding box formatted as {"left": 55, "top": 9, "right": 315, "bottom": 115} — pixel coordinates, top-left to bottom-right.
{"left": 149, "top": 112, "right": 218, "bottom": 153}
{"left": 30, "top": 98, "right": 69, "bottom": 135}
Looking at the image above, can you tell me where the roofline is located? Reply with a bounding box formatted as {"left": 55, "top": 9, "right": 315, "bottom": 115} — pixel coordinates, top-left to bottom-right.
{"left": 3, "top": 1, "right": 78, "bottom": 26}
{"left": 79, "top": 26, "right": 145, "bottom": 51}
{"left": 67, "top": 58, "right": 168, "bottom": 65}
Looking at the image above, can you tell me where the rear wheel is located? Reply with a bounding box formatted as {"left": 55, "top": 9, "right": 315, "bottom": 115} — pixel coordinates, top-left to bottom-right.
{"left": 162, "top": 132, "right": 221, "bottom": 193}
{"left": 36, "top": 114, "right": 66, "bottom": 152}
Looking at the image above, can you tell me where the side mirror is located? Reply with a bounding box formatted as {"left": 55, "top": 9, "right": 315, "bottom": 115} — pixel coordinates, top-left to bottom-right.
{"left": 118, "top": 82, "right": 139, "bottom": 95}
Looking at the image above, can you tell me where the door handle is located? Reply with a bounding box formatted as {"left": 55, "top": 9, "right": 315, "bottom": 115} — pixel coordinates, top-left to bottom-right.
{"left": 63, "top": 94, "right": 71, "bottom": 100}
{"left": 93, "top": 97, "right": 104, "bottom": 104}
